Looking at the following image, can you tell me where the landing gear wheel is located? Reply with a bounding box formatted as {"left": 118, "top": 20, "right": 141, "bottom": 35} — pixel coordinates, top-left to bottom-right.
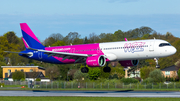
{"left": 156, "top": 65, "right": 160, "bottom": 68}
{"left": 103, "top": 67, "right": 111, "bottom": 73}
{"left": 154, "top": 58, "right": 160, "bottom": 68}
{"left": 81, "top": 67, "right": 89, "bottom": 73}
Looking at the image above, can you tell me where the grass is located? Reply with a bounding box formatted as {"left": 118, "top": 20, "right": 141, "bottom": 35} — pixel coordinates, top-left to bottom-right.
{"left": 0, "top": 97, "right": 180, "bottom": 101}
{"left": 3, "top": 85, "right": 27, "bottom": 87}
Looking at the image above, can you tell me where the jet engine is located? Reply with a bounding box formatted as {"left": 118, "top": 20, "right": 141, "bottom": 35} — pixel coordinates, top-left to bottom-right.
{"left": 86, "top": 55, "right": 106, "bottom": 67}
{"left": 119, "top": 60, "right": 139, "bottom": 67}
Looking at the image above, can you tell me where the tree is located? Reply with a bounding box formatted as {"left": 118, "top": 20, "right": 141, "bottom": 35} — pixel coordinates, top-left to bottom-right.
{"left": 111, "top": 67, "right": 125, "bottom": 79}
{"left": 0, "top": 55, "right": 6, "bottom": 78}
{"left": 51, "top": 41, "right": 66, "bottom": 46}
{"left": 178, "top": 69, "right": 180, "bottom": 80}
{"left": 63, "top": 32, "right": 81, "bottom": 45}
{"left": 83, "top": 36, "right": 88, "bottom": 44}
{"left": 140, "top": 66, "right": 155, "bottom": 79}
{"left": 121, "top": 78, "right": 138, "bottom": 84}
{"left": 45, "top": 66, "right": 60, "bottom": 81}
{"left": 0, "top": 36, "right": 18, "bottom": 56}
{"left": 49, "top": 33, "right": 64, "bottom": 42}
{"left": 175, "top": 59, "right": 180, "bottom": 69}
{"left": 43, "top": 37, "right": 56, "bottom": 47}
{"left": 12, "top": 71, "right": 25, "bottom": 81}
{"left": 88, "top": 67, "right": 101, "bottom": 80}
{"left": 98, "top": 33, "right": 114, "bottom": 42}
{"left": 74, "top": 70, "right": 89, "bottom": 81}
{"left": 171, "top": 71, "right": 177, "bottom": 81}
{"left": 149, "top": 69, "right": 165, "bottom": 83}
{"left": 113, "top": 30, "right": 124, "bottom": 41}
{"left": 165, "top": 32, "right": 172, "bottom": 38}
{"left": 88, "top": 33, "right": 99, "bottom": 43}
{"left": 136, "top": 60, "right": 150, "bottom": 68}
{"left": 4, "top": 31, "right": 19, "bottom": 44}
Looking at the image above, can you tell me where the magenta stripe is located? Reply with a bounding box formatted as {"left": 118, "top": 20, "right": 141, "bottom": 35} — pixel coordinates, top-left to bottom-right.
{"left": 20, "top": 23, "right": 41, "bottom": 43}
{"left": 45, "top": 43, "right": 106, "bottom": 63}
{"left": 22, "top": 38, "right": 29, "bottom": 48}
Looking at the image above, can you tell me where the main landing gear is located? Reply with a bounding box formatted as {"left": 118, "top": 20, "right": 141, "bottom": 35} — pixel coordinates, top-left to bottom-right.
{"left": 154, "top": 58, "right": 160, "bottom": 68}
{"left": 81, "top": 63, "right": 111, "bottom": 73}
{"left": 103, "top": 62, "right": 111, "bottom": 73}
{"left": 81, "top": 63, "right": 89, "bottom": 73}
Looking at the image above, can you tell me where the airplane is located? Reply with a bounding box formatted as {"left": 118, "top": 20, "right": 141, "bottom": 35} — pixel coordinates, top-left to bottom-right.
{"left": 5, "top": 23, "right": 177, "bottom": 73}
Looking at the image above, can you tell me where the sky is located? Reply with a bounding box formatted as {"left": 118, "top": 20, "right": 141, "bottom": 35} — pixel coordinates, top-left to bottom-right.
{"left": 0, "top": 0, "right": 180, "bottom": 41}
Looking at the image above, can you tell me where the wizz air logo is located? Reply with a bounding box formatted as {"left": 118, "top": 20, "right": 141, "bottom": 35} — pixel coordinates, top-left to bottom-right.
{"left": 124, "top": 42, "right": 146, "bottom": 53}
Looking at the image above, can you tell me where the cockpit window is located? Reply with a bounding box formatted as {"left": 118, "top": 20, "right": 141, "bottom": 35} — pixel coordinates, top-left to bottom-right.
{"left": 159, "top": 43, "right": 171, "bottom": 47}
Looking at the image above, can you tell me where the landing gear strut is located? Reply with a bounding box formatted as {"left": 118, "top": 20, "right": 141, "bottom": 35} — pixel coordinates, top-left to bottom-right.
{"left": 81, "top": 63, "right": 89, "bottom": 73}
{"left": 103, "top": 62, "right": 111, "bottom": 73}
{"left": 154, "top": 58, "right": 160, "bottom": 68}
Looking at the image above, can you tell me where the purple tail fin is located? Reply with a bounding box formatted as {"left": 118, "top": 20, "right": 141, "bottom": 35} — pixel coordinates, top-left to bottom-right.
{"left": 20, "top": 23, "right": 45, "bottom": 49}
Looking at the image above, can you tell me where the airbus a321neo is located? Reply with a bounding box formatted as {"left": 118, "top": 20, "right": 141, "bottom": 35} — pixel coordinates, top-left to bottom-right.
{"left": 5, "top": 23, "right": 177, "bottom": 73}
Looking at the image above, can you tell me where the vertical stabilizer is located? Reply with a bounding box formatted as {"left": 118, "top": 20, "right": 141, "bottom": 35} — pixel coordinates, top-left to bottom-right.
{"left": 20, "top": 23, "right": 45, "bottom": 49}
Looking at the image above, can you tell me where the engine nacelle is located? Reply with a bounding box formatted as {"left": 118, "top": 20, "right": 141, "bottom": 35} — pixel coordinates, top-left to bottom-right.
{"left": 119, "top": 60, "right": 139, "bottom": 67}
{"left": 86, "top": 55, "right": 106, "bottom": 67}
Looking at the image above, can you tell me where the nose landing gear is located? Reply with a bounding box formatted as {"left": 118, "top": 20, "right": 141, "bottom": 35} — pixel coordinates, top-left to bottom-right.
{"left": 154, "top": 58, "right": 160, "bottom": 68}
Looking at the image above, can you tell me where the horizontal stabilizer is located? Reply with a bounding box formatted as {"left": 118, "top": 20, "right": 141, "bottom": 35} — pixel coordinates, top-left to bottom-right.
{"left": 4, "top": 51, "right": 33, "bottom": 56}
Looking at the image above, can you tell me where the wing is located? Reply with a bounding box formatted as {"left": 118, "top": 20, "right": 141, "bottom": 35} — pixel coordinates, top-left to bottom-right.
{"left": 28, "top": 48, "right": 92, "bottom": 63}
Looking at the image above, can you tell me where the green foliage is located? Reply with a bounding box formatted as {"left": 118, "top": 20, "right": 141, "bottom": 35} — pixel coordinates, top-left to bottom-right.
{"left": 142, "top": 34, "right": 150, "bottom": 39}
{"left": 149, "top": 69, "right": 165, "bottom": 83}
{"left": 109, "top": 74, "right": 119, "bottom": 79}
{"left": 12, "top": 71, "right": 25, "bottom": 81}
{"left": 45, "top": 66, "right": 60, "bottom": 80}
{"left": 120, "top": 78, "right": 138, "bottom": 84}
{"left": 57, "top": 64, "right": 76, "bottom": 80}
{"left": 178, "top": 69, "right": 180, "bottom": 79}
{"left": 20, "top": 78, "right": 25, "bottom": 81}
{"left": 103, "top": 79, "right": 120, "bottom": 85}
{"left": 36, "top": 78, "right": 41, "bottom": 81}
{"left": 140, "top": 66, "right": 155, "bottom": 79}
{"left": 142, "top": 77, "right": 154, "bottom": 84}
{"left": 88, "top": 67, "right": 101, "bottom": 80}
{"left": 4, "top": 31, "right": 19, "bottom": 44}
{"left": 175, "top": 59, "right": 180, "bottom": 68}
{"left": 51, "top": 41, "right": 66, "bottom": 46}
{"left": 113, "top": 30, "right": 124, "bottom": 41}
{"left": 111, "top": 67, "right": 125, "bottom": 79}
{"left": 0, "top": 83, "right": 4, "bottom": 87}
{"left": 74, "top": 70, "right": 89, "bottom": 81}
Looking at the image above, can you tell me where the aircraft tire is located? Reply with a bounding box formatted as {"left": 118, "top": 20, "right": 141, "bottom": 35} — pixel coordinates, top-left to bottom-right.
{"left": 103, "top": 67, "right": 111, "bottom": 73}
{"left": 156, "top": 65, "right": 160, "bottom": 68}
{"left": 81, "top": 67, "right": 89, "bottom": 73}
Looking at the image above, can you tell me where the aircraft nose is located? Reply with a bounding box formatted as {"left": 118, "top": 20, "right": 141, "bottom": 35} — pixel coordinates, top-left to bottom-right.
{"left": 170, "top": 46, "right": 177, "bottom": 55}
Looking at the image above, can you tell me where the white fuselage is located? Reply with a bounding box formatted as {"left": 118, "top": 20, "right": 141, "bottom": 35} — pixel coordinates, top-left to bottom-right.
{"left": 100, "top": 39, "right": 176, "bottom": 61}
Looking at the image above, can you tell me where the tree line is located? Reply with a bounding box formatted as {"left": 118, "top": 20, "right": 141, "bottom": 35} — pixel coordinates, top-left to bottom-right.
{"left": 0, "top": 26, "right": 180, "bottom": 81}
